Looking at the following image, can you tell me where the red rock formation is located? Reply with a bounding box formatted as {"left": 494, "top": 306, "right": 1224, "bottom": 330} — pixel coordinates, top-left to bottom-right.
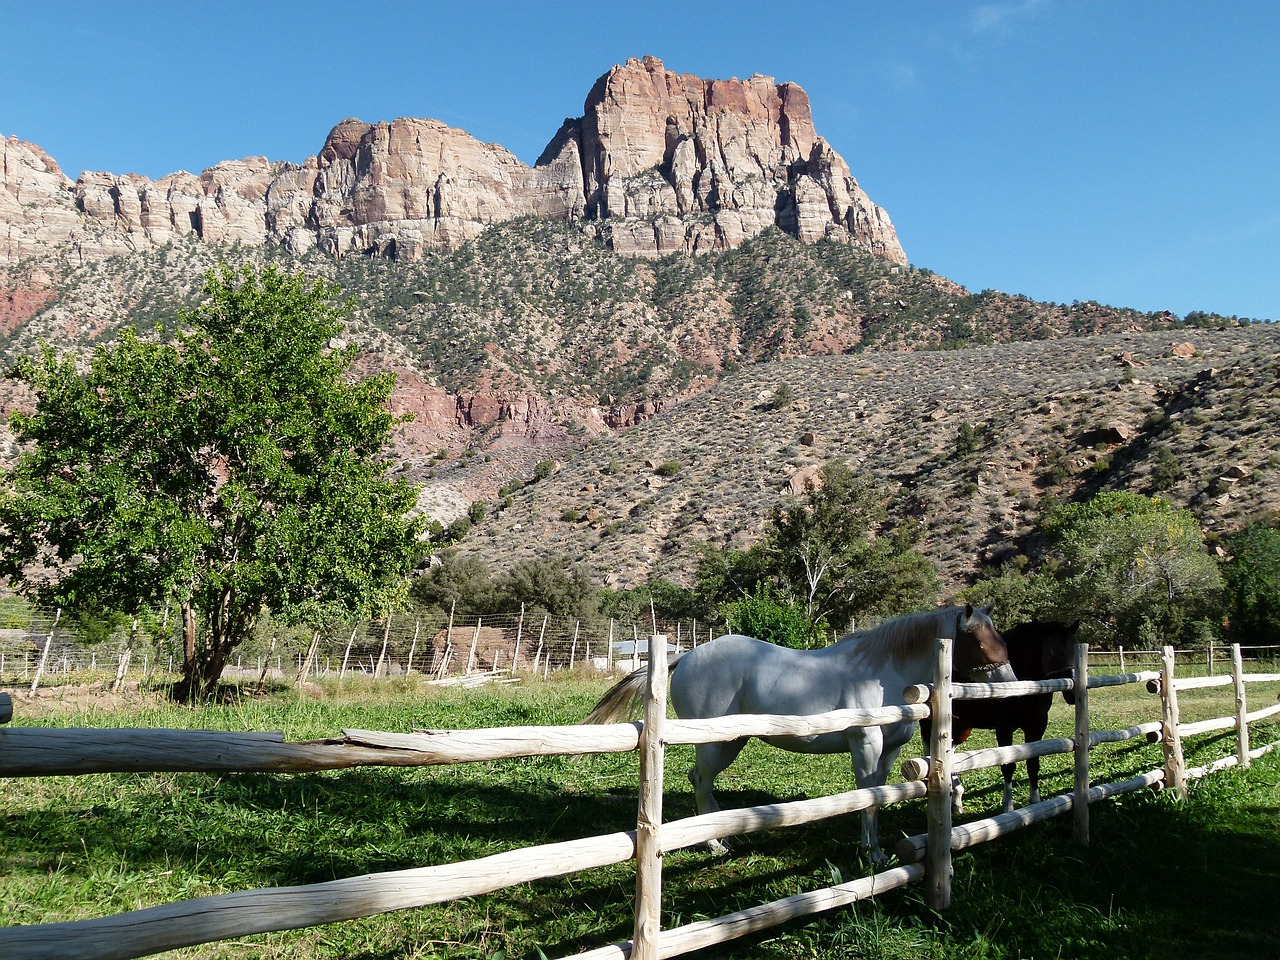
{"left": 0, "top": 59, "right": 904, "bottom": 267}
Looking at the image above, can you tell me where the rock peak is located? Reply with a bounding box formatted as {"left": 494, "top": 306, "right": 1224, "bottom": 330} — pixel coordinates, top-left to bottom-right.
{"left": 0, "top": 59, "right": 905, "bottom": 265}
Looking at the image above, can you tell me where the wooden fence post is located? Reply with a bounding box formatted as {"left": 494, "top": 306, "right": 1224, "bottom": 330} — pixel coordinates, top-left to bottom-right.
{"left": 534, "top": 616, "right": 549, "bottom": 677}
{"left": 926, "top": 634, "right": 954, "bottom": 911}
{"left": 633, "top": 634, "right": 668, "bottom": 960}
{"left": 406, "top": 619, "right": 421, "bottom": 675}
{"left": 1232, "top": 643, "right": 1250, "bottom": 769}
{"left": 339, "top": 627, "right": 357, "bottom": 679}
{"left": 28, "top": 608, "right": 62, "bottom": 695}
{"left": 1072, "top": 642, "right": 1091, "bottom": 846}
{"left": 511, "top": 604, "right": 525, "bottom": 676}
{"left": 112, "top": 616, "right": 136, "bottom": 693}
{"left": 296, "top": 630, "right": 321, "bottom": 685}
{"left": 374, "top": 613, "right": 393, "bottom": 679}
{"left": 465, "top": 620, "right": 482, "bottom": 675}
{"left": 1160, "top": 645, "right": 1188, "bottom": 800}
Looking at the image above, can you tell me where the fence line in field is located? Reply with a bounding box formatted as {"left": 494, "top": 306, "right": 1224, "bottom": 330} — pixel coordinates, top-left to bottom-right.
{"left": 7, "top": 605, "right": 1278, "bottom": 693}
{"left": 1, "top": 642, "right": 1279, "bottom": 959}
{"left": 0, "top": 607, "right": 732, "bottom": 691}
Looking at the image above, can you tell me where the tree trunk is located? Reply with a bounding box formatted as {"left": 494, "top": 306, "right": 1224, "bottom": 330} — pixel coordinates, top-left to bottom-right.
{"left": 174, "top": 600, "right": 200, "bottom": 701}
{"left": 182, "top": 601, "right": 197, "bottom": 682}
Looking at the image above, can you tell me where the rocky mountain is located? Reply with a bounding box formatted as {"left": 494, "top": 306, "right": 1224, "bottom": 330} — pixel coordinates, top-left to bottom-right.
{"left": 0, "top": 56, "right": 903, "bottom": 265}
{"left": 0, "top": 55, "right": 1259, "bottom": 599}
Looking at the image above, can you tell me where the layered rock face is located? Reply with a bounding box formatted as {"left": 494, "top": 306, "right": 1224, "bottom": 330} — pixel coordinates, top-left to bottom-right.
{"left": 0, "top": 56, "right": 904, "bottom": 264}
{"left": 579, "top": 57, "right": 903, "bottom": 260}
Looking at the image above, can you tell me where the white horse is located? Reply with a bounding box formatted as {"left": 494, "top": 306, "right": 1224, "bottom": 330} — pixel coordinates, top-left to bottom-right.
{"left": 585, "top": 604, "right": 1015, "bottom": 863}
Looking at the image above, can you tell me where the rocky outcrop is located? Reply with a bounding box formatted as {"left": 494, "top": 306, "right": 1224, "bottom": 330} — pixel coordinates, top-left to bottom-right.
{"left": 0, "top": 138, "right": 81, "bottom": 260}
{"left": 0, "top": 57, "right": 904, "bottom": 265}
{"left": 382, "top": 364, "right": 669, "bottom": 459}
{"left": 579, "top": 57, "right": 903, "bottom": 261}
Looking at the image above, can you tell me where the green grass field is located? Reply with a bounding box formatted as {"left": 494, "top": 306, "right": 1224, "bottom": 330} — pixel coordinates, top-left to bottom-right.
{"left": 2, "top": 673, "right": 1278, "bottom": 959}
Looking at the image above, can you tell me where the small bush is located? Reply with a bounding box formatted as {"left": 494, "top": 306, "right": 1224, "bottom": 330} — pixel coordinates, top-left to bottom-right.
{"left": 655, "top": 461, "right": 683, "bottom": 478}
{"left": 1149, "top": 446, "right": 1185, "bottom": 491}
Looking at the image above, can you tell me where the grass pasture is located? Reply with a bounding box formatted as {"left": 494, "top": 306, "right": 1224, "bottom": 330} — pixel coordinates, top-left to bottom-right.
{"left": 2, "top": 673, "right": 1279, "bottom": 960}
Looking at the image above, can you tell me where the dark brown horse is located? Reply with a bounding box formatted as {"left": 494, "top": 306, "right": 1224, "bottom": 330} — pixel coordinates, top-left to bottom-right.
{"left": 920, "top": 620, "right": 1079, "bottom": 814}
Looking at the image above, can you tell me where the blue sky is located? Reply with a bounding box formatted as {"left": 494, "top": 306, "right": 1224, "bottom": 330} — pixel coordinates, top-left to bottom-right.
{"left": 2, "top": 1, "right": 1277, "bottom": 319}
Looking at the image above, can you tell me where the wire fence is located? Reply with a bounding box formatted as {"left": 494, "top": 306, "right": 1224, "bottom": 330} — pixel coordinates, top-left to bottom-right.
{"left": 3, "top": 606, "right": 1279, "bottom": 691}
{"left": 0, "top": 607, "right": 728, "bottom": 690}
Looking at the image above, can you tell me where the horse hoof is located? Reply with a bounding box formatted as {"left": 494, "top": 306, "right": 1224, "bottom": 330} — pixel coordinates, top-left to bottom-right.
{"left": 706, "top": 838, "right": 731, "bottom": 856}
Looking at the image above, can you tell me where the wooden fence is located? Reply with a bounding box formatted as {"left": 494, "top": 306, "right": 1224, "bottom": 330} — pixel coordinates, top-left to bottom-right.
{"left": 1, "top": 640, "right": 1279, "bottom": 960}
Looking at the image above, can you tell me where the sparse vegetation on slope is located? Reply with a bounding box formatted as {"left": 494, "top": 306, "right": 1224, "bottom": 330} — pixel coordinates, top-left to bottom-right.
{"left": 461, "top": 326, "right": 1280, "bottom": 597}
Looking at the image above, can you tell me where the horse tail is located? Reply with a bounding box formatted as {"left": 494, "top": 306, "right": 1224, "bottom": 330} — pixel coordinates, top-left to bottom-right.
{"left": 583, "top": 651, "right": 688, "bottom": 724}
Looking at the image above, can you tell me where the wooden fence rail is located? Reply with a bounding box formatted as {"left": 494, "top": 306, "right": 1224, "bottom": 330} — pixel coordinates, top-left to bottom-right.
{"left": 2, "top": 642, "right": 1279, "bottom": 959}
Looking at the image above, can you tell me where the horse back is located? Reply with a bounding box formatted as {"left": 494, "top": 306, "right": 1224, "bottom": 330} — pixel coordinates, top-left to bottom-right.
{"left": 669, "top": 634, "right": 876, "bottom": 721}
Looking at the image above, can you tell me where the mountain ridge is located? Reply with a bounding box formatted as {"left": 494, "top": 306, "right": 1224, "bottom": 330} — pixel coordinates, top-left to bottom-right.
{"left": 0, "top": 56, "right": 903, "bottom": 266}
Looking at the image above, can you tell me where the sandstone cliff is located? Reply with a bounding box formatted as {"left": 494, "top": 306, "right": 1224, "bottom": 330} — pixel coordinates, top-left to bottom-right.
{"left": 0, "top": 57, "right": 904, "bottom": 264}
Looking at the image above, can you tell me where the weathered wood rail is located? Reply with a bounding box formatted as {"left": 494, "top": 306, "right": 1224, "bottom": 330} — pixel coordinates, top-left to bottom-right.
{"left": 2, "top": 642, "right": 1278, "bottom": 960}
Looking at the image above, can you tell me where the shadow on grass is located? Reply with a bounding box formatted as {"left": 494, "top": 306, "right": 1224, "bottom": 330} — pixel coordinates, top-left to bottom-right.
{"left": 5, "top": 751, "right": 1277, "bottom": 959}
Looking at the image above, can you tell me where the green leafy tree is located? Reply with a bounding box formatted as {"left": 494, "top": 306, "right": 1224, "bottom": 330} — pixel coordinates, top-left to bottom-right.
{"left": 764, "top": 461, "right": 938, "bottom": 628}
{"left": 500, "top": 556, "right": 599, "bottom": 619}
{"left": 410, "top": 551, "right": 502, "bottom": 616}
{"left": 696, "top": 460, "right": 938, "bottom": 632}
{"left": 597, "top": 578, "right": 701, "bottom": 625}
{"left": 1040, "top": 491, "right": 1222, "bottom": 647}
{"left": 961, "top": 558, "right": 1058, "bottom": 627}
{"left": 0, "top": 265, "right": 425, "bottom": 698}
{"left": 1221, "top": 521, "right": 1280, "bottom": 646}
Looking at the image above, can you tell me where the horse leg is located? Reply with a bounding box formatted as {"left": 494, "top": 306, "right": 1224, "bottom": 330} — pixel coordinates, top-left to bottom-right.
{"left": 952, "top": 727, "right": 973, "bottom": 816}
{"left": 688, "top": 738, "right": 747, "bottom": 855}
{"left": 849, "top": 726, "right": 905, "bottom": 866}
{"left": 1024, "top": 714, "right": 1049, "bottom": 805}
{"left": 996, "top": 725, "right": 1016, "bottom": 814}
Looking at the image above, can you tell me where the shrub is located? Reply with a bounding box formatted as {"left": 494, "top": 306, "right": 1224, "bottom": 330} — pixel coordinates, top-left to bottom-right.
{"left": 722, "top": 582, "right": 826, "bottom": 649}
{"left": 655, "top": 461, "right": 683, "bottom": 478}
{"left": 1149, "top": 445, "right": 1185, "bottom": 492}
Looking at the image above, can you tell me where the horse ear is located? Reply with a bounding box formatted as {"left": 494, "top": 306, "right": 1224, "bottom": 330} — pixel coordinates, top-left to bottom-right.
{"left": 964, "top": 602, "right": 974, "bottom": 618}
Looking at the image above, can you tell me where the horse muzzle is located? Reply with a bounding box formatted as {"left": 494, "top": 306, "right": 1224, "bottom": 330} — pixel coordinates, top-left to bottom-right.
{"left": 969, "top": 660, "right": 1019, "bottom": 684}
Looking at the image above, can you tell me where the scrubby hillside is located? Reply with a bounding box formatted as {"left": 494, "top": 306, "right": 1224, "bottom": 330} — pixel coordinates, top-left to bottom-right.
{"left": 458, "top": 325, "right": 1280, "bottom": 595}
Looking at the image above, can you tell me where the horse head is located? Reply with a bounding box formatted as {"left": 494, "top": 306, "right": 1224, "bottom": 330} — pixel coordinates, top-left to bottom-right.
{"left": 953, "top": 603, "right": 1018, "bottom": 683}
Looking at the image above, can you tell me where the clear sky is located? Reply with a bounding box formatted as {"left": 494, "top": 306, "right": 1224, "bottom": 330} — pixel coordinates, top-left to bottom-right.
{"left": 2, "top": 1, "right": 1277, "bottom": 319}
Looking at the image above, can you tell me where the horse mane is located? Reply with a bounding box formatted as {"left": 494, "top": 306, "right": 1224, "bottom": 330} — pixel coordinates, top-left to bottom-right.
{"left": 837, "top": 606, "right": 963, "bottom": 671}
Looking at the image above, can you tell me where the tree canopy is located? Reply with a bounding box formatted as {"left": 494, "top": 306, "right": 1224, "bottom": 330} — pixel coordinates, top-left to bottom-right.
{"left": 1039, "top": 491, "right": 1221, "bottom": 647}
{"left": 1221, "top": 520, "right": 1280, "bottom": 646}
{"left": 0, "top": 264, "right": 426, "bottom": 697}
{"left": 697, "top": 460, "right": 939, "bottom": 641}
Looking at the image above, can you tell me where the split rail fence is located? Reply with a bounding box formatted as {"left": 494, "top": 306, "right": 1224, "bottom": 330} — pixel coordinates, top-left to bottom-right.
{"left": 1, "top": 639, "right": 1279, "bottom": 960}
